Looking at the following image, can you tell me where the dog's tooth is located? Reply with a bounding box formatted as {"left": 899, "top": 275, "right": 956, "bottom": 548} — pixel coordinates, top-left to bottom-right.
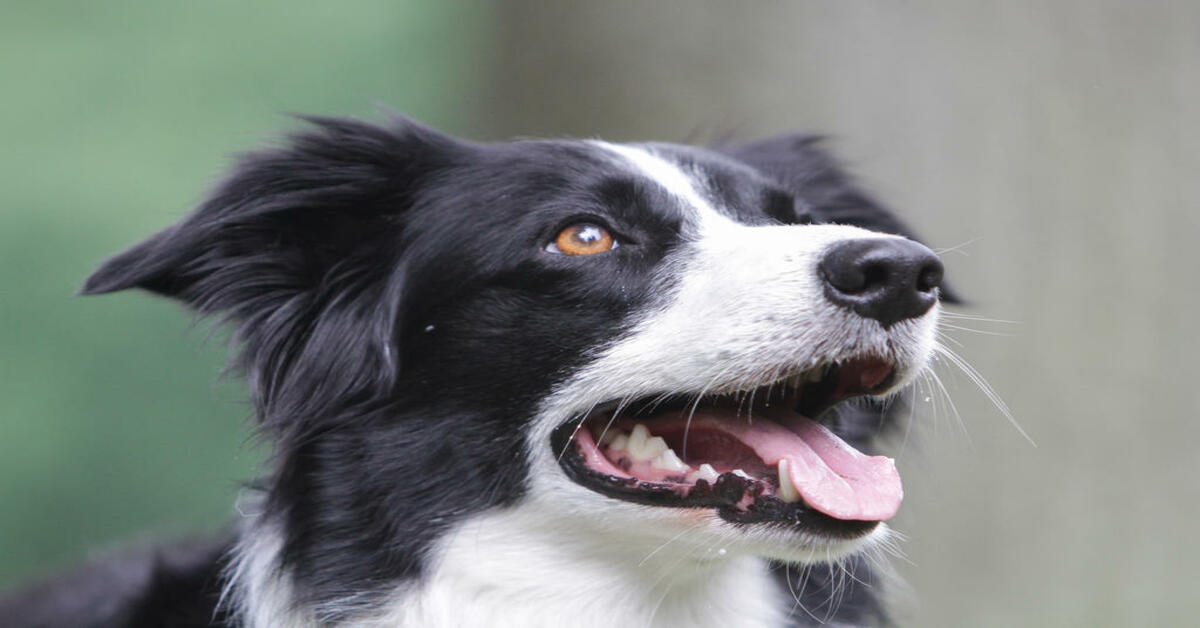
{"left": 651, "top": 448, "right": 689, "bottom": 473}
{"left": 639, "top": 436, "right": 670, "bottom": 461}
{"left": 598, "top": 429, "right": 620, "bottom": 446}
{"left": 692, "top": 463, "right": 719, "bottom": 483}
{"left": 777, "top": 460, "right": 801, "bottom": 503}
{"left": 608, "top": 434, "right": 629, "bottom": 452}
{"left": 731, "top": 469, "right": 754, "bottom": 480}
{"left": 627, "top": 424, "right": 651, "bottom": 460}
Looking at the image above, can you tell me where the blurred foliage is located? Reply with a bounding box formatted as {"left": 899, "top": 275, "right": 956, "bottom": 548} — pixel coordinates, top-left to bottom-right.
{"left": 0, "top": 1, "right": 484, "bottom": 587}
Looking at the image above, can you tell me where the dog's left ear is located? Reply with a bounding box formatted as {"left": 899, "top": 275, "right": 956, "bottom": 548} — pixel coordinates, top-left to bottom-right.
{"left": 724, "top": 133, "right": 961, "bottom": 304}
{"left": 80, "top": 116, "right": 467, "bottom": 426}
{"left": 81, "top": 115, "right": 461, "bottom": 310}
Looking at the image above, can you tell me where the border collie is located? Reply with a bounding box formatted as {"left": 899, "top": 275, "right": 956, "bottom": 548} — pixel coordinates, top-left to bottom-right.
{"left": 3, "top": 115, "right": 955, "bottom": 627}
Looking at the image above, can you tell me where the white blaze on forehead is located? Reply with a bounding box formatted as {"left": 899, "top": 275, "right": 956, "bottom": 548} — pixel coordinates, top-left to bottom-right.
{"left": 592, "top": 141, "right": 734, "bottom": 229}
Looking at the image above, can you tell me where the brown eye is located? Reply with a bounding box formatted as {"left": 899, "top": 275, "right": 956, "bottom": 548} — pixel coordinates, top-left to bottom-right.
{"left": 547, "top": 223, "right": 617, "bottom": 255}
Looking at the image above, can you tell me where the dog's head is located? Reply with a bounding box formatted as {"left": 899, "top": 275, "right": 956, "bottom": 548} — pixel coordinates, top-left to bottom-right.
{"left": 83, "top": 116, "right": 952, "bottom": 600}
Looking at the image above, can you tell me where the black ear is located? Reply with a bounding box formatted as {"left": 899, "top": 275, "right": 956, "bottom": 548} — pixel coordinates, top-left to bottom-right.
{"left": 81, "top": 115, "right": 465, "bottom": 431}
{"left": 82, "top": 115, "right": 460, "bottom": 311}
{"left": 724, "top": 134, "right": 961, "bottom": 304}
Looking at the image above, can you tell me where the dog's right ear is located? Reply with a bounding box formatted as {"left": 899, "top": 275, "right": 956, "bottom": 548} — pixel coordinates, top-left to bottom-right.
{"left": 81, "top": 115, "right": 462, "bottom": 316}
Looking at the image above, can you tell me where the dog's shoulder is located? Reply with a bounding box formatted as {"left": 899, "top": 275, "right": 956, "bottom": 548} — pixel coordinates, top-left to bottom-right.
{"left": 0, "top": 534, "right": 234, "bottom": 628}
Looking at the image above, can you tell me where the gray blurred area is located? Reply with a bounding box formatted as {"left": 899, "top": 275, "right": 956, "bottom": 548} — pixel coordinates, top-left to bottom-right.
{"left": 484, "top": 2, "right": 1200, "bottom": 625}
{"left": 2, "top": 2, "right": 1197, "bottom": 626}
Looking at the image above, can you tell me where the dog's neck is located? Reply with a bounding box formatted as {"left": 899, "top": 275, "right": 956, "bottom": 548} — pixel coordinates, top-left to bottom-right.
{"left": 230, "top": 504, "right": 789, "bottom": 628}
{"left": 374, "top": 505, "right": 788, "bottom": 628}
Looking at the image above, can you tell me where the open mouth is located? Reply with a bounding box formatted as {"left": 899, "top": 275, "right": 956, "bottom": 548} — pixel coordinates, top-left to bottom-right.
{"left": 551, "top": 355, "right": 901, "bottom": 539}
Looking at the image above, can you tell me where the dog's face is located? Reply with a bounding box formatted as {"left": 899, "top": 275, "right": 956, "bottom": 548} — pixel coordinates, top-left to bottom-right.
{"left": 524, "top": 143, "right": 944, "bottom": 563}
{"left": 83, "top": 118, "right": 949, "bottom": 600}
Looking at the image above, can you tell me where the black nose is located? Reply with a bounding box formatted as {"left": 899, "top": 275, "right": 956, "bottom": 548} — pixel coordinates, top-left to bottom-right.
{"left": 818, "top": 238, "right": 944, "bottom": 327}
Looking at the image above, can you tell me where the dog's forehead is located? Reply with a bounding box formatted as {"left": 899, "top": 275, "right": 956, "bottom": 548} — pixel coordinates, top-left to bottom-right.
{"left": 476, "top": 139, "right": 785, "bottom": 230}
{"left": 585, "top": 140, "right": 782, "bottom": 228}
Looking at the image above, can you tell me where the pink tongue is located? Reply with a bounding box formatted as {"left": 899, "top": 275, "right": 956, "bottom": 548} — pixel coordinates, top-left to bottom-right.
{"left": 689, "top": 411, "right": 902, "bottom": 521}
{"left": 781, "top": 418, "right": 902, "bottom": 521}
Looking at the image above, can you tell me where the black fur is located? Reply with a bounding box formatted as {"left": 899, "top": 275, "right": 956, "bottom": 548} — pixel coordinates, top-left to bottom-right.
{"left": 0, "top": 535, "right": 233, "bottom": 628}
{"left": 771, "top": 555, "right": 890, "bottom": 627}
{"left": 3, "top": 115, "right": 947, "bottom": 626}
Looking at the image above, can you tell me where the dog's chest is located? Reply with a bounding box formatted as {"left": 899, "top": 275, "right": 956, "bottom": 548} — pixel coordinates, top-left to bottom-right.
{"left": 367, "top": 509, "right": 789, "bottom": 628}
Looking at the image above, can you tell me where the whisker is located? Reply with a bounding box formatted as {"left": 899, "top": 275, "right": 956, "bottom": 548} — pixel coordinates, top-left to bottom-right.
{"left": 933, "top": 237, "right": 981, "bottom": 257}
{"left": 681, "top": 365, "right": 745, "bottom": 456}
{"left": 938, "top": 322, "right": 1014, "bottom": 337}
{"left": 823, "top": 551, "right": 850, "bottom": 623}
{"left": 926, "top": 362, "right": 974, "bottom": 448}
{"left": 935, "top": 329, "right": 966, "bottom": 348}
{"left": 939, "top": 312, "right": 1021, "bottom": 325}
{"left": 899, "top": 368, "right": 931, "bottom": 456}
{"left": 556, "top": 401, "right": 600, "bottom": 461}
{"left": 646, "top": 538, "right": 711, "bottom": 624}
{"left": 591, "top": 393, "right": 639, "bottom": 453}
{"left": 682, "top": 388, "right": 708, "bottom": 459}
{"left": 934, "top": 344, "right": 1035, "bottom": 446}
{"left": 638, "top": 521, "right": 706, "bottom": 567}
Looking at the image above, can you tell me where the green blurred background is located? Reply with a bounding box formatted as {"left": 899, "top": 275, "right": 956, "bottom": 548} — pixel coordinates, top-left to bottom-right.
{"left": 3, "top": 2, "right": 1197, "bottom": 626}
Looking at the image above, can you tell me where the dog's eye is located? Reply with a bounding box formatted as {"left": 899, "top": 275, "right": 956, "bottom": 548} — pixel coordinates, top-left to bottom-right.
{"left": 546, "top": 223, "right": 618, "bottom": 255}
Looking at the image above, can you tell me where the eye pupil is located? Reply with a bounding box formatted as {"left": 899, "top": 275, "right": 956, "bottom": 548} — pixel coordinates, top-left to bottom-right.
{"left": 551, "top": 223, "right": 616, "bottom": 255}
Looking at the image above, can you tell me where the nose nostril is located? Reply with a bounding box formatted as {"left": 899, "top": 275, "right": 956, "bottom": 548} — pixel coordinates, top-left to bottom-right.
{"left": 827, "top": 266, "right": 868, "bottom": 294}
{"left": 916, "top": 264, "right": 943, "bottom": 293}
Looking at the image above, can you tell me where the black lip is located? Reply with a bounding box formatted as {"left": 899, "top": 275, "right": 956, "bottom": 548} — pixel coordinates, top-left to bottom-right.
{"left": 550, "top": 421, "right": 881, "bottom": 540}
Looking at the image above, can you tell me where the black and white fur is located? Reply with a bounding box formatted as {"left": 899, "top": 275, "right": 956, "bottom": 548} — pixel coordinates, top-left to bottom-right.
{"left": 2, "top": 116, "right": 954, "bottom": 627}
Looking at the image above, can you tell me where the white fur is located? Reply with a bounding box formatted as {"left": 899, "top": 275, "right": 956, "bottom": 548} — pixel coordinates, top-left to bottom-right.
{"left": 372, "top": 506, "right": 789, "bottom": 628}
{"left": 229, "top": 143, "right": 938, "bottom": 627}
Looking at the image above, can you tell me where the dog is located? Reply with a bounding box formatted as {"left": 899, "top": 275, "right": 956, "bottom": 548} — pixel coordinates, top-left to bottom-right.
{"left": 3, "top": 115, "right": 955, "bottom": 627}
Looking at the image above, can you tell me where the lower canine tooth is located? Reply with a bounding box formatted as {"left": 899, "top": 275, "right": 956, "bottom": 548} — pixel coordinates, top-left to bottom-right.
{"left": 731, "top": 469, "right": 753, "bottom": 480}
{"left": 692, "top": 463, "right": 719, "bottom": 483}
{"left": 777, "top": 459, "right": 800, "bottom": 503}
{"left": 609, "top": 434, "right": 629, "bottom": 452}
